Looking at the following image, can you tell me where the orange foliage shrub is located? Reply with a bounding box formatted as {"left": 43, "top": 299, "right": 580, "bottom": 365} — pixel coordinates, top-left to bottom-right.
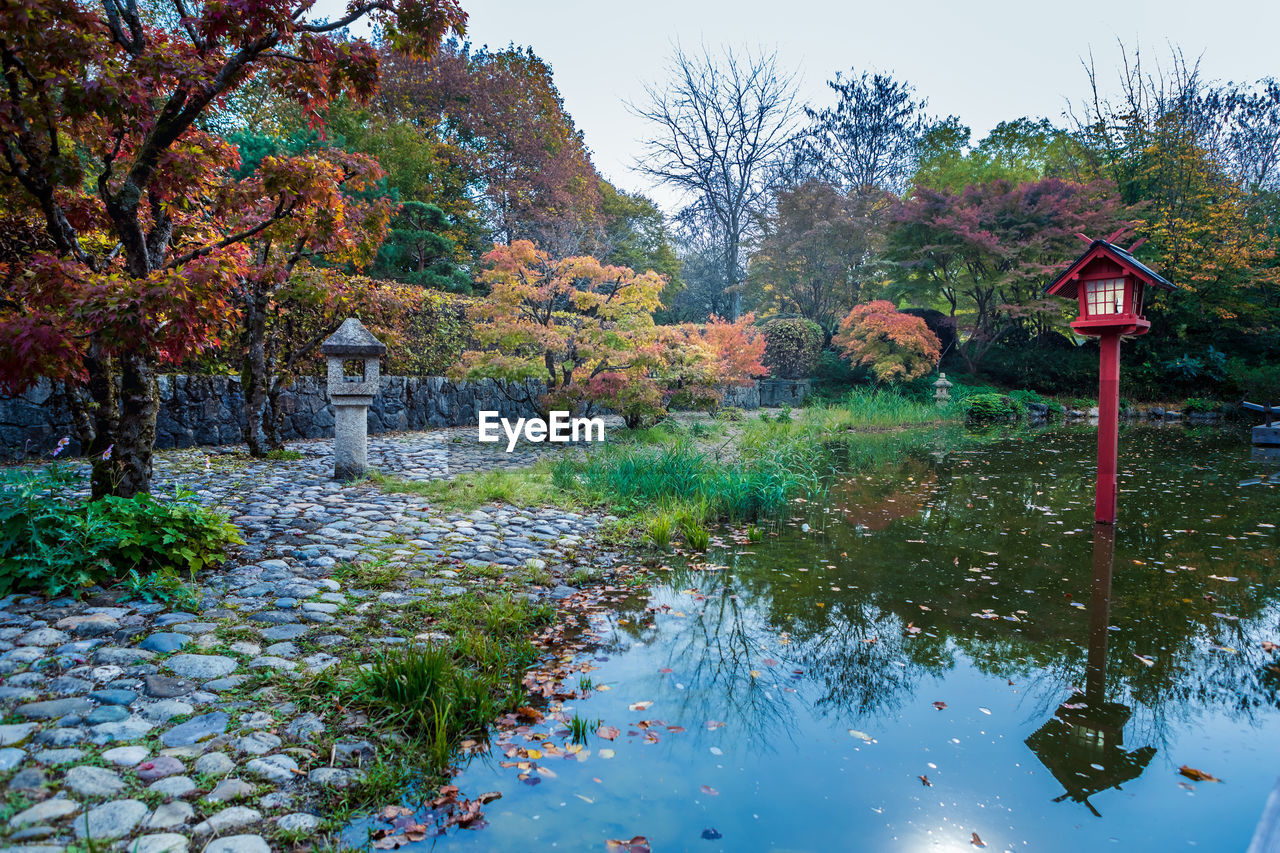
{"left": 833, "top": 301, "right": 941, "bottom": 383}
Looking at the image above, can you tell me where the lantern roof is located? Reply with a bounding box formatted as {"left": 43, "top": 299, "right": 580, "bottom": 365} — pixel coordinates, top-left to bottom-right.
{"left": 1044, "top": 239, "right": 1177, "bottom": 300}
{"left": 321, "top": 317, "right": 386, "bottom": 357}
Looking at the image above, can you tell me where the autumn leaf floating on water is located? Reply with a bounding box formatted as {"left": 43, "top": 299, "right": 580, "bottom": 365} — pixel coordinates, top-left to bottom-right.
{"left": 605, "top": 836, "right": 651, "bottom": 853}
{"left": 918, "top": 774, "right": 932, "bottom": 787}
{"left": 515, "top": 706, "right": 544, "bottom": 723}
{"left": 1179, "top": 765, "right": 1222, "bottom": 783}
{"left": 628, "top": 700, "right": 654, "bottom": 712}
{"left": 933, "top": 701, "right": 948, "bottom": 710}
{"left": 597, "top": 725, "right": 620, "bottom": 741}
{"left": 700, "top": 784, "right": 719, "bottom": 796}
{"left": 971, "top": 831, "right": 986, "bottom": 847}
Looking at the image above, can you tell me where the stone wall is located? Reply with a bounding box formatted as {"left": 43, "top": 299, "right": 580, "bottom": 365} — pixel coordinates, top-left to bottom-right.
{"left": 1, "top": 374, "right": 545, "bottom": 462}
{"left": 758, "top": 378, "right": 812, "bottom": 407}
{"left": 2, "top": 374, "right": 766, "bottom": 461}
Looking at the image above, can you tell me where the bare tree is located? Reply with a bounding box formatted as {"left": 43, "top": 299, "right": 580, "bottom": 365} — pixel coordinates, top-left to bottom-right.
{"left": 632, "top": 44, "right": 799, "bottom": 320}
{"left": 800, "top": 70, "right": 931, "bottom": 195}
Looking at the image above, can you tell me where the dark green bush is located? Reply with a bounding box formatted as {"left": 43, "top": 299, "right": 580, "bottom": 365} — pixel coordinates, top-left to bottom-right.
{"left": 0, "top": 466, "right": 242, "bottom": 597}
{"left": 762, "top": 318, "right": 824, "bottom": 379}
{"left": 961, "top": 393, "right": 1021, "bottom": 423}
{"left": 1182, "top": 397, "right": 1223, "bottom": 414}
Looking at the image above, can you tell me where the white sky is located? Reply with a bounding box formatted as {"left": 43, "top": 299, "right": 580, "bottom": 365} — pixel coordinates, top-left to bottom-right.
{"left": 321, "top": 0, "right": 1280, "bottom": 212}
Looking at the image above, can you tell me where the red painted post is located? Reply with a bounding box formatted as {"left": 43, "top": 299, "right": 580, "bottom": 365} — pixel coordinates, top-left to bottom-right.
{"left": 1095, "top": 333, "right": 1121, "bottom": 524}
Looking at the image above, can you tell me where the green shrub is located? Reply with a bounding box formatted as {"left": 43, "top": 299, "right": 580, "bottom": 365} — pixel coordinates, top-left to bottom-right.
{"left": 761, "top": 318, "right": 824, "bottom": 379}
{"left": 1183, "top": 397, "right": 1223, "bottom": 414}
{"left": 960, "top": 393, "right": 1020, "bottom": 423}
{"left": 0, "top": 465, "right": 241, "bottom": 597}
{"left": 1225, "top": 357, "right": 1280, "bottom": 402}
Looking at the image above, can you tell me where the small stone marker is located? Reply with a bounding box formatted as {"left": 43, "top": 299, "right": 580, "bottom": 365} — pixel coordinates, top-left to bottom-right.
{"left": 321, "top": 317, "right": 386, "bottom": 480}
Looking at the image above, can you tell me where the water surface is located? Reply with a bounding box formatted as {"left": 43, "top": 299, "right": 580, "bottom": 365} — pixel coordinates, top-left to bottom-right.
{"left": 354, "top": 425, "right": 1279, "bottom": 851}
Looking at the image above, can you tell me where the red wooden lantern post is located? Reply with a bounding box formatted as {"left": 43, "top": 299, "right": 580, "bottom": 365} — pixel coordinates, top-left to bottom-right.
{"left": 1046, "top": 234, "right": 1176, "bottom": 524}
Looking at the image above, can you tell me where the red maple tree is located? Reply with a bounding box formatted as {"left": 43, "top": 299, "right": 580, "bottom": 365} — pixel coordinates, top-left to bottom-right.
{"left": 0, "top": 0, "right": 465, "bottom": 496}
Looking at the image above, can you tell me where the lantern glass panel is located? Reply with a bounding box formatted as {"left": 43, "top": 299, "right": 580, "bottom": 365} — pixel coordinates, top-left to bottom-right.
{"left": 1085, "top": 278, "right": 1126, "bottom": 316}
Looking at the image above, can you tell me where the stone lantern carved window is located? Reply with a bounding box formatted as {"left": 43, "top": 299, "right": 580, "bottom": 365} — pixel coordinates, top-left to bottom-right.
{"left": 343, "top": 360, "right": 366, "bottom": 382}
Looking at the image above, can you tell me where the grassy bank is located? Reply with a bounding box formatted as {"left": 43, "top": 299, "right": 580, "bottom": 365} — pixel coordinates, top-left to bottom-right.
{"left": 283, "top": 590, "right": 555, "bottom": 827}
{"left": 371, "top": 388, "right": 960, "bottom": 552}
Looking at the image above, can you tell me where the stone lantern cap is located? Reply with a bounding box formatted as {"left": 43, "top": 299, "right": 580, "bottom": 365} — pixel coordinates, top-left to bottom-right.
{"left": 321, "top": 318, "right": 386, "bottom": 357}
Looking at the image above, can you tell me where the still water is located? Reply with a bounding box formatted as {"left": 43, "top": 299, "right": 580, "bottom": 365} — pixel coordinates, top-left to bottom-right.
{"left": 356, "top": 425, "right": 1279, "bottom": 851}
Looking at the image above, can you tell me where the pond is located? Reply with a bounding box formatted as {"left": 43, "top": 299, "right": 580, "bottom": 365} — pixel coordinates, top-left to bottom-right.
{"left": 348, "top": 424, "right": 1279, "bottom": 851}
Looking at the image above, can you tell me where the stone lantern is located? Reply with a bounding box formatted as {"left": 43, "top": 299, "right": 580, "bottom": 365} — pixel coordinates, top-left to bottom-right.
{"left": 932, "top": 373, "right": 952, "bottom": 406}
{"left": 321, "top": 318, "right": 385, "bottom": 480}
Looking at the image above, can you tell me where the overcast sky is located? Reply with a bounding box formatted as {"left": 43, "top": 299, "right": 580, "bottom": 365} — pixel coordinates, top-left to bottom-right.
{"left": 326, "top": 0, "right": 1280, "bottom": 211}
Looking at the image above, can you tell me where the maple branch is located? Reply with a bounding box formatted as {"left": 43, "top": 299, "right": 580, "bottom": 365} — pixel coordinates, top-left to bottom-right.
{"left": 165, "top": 199, "right": 298, "bottom": 268}
{"left": 297, "top": 2, "right": 392, "bottom": 32}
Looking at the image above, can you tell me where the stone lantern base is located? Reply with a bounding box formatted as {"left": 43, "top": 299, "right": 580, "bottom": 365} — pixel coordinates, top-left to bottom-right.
{"left": 333, "top": 397, "right": 374, "bottom": 480}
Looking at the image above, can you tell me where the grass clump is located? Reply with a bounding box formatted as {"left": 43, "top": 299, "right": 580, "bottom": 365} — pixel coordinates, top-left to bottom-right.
{"left": 647, "top": 514, "right": 674, "bottom": 548}
{"left": 568, "top": 714, "right": 600, "bottom": 745}
{"left": 552, "top": 436, "right": 820, "bottom": 523}
{"left": 264, "top": 448, "right": 305, "bottom": 461}
{"left": 310, "top": 593, "right": 555, "bottom": 802}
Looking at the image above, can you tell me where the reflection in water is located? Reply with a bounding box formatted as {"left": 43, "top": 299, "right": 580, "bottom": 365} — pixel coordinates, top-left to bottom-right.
{"left": 349, "top": 426, "right": 1280, "bottom": 852}
{"left": 1025, "top": 524, "right": 1156, "bottom": 816}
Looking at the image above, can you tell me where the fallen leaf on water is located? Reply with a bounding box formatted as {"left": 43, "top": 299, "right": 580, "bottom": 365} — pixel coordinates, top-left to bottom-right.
{"left": 597, "top": 726, "right": 620, "bottom": 741}
{"left": 762, "top": 658, "right": 779, "bottom": 667}
{"left": 749, "top": 670, "right": 761, "bottom": 678}
{"left": 1134, "top": 654, "right": 1156, "bottom": 667}
{"left": 705, "top": 720, "right": 726, "bottom": 731}
{"left": 667, "top": 725, "right": 686, "bottom": 733}
{"left": 659, "top": 667, "right": 674, "bottom": 674}
{"left": 709, "top": 747, "right": 723, "bottom": 755}
{"left": 918, "top": 775, "right": 932, "bottom": 787}
{"left": 701, "top": 828, "right": 723, "bottom": 840}
{"left": 848, "top": 729, "right": 874, "bottom": 742}
{"left": 605, "top": 836, "right": 651, "bottom": 853}
{"left": 628, "top": 700, "right": 654, "bottom": 712}
{"left": 1179, "top": 765, "right": 1221, "bottom": 782}
{"left": 599, "top": 749, "right": 615, "bottom": 759}
{"left": 933, "top": 701, "right": 948, "bottom": 710}
{"left": 537, "top": 765, "right": 557, "bottom": 778}
{"left": 515, "top": 706, "right": 544, "bottom": 723}
{"left": 971, "top": 831, "right": 986, "bottom": 847}
{"left": 477, "top": 792, "right": 502, "bottom": 804}
{"left": 526, "top": 749, "right": 543, "bottom": 760}
{"left": 700, "top": 784, "right": 719, "bottom": 796}
{"left": 978, "top": 707, "right": 992, "bottom": 716}
{"left": 1263, "top": 641, "right": 1279, "bottom": 653}
{"left": 575, "top": 794, "right": 594, "bottom": 804}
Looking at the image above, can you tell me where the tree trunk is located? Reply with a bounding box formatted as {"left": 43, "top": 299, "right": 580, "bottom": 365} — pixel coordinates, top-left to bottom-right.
{"left": 241, "top": 286, "right": 270, "bottom": 457}
{"left": 93, "top": 352, "right": 157, "bottom": 499}
{"left": 264, "top": 376, "right": 287, "bottom": 451}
